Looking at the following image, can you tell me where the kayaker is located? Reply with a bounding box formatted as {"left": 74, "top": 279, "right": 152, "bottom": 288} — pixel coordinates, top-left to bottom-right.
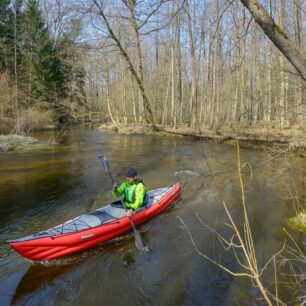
{"left": 112, "top": 168, "right": 147, "bottom": 217}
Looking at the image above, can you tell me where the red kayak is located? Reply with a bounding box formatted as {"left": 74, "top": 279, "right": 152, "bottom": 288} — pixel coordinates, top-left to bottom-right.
{"left": 8, "top": 183, "right": 181, "bottom": 261}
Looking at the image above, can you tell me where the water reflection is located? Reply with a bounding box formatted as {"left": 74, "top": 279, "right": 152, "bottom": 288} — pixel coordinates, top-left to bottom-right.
{"left": 12, "top": 262, "right": 78, "bottom": 304}
{"left": 11, "top": 234, "right": 136, "bottom": 305}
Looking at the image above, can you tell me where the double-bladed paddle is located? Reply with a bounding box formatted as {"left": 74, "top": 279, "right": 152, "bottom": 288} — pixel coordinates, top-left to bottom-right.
{"left": 99, "top": 155, "right": 150, "bottom": 252}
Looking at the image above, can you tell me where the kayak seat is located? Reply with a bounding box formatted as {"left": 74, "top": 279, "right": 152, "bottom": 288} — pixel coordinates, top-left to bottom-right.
{"left": 145, "top": 193, "right": 154, "bottom": 207}
{"left": 111, "top": 200, "right": 125, "bottom": 209}
{"left": 89, "top": 210, "right": 117, "bottom": 224}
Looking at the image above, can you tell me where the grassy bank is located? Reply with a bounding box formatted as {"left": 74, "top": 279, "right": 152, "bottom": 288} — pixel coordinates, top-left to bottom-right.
{"left": 0, "top": 135, "right": 48, "bottom": 152}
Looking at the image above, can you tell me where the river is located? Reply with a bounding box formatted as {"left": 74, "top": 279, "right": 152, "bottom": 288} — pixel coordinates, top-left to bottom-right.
{"left": 0, "top": 126, "right": 305, "bottom": 305}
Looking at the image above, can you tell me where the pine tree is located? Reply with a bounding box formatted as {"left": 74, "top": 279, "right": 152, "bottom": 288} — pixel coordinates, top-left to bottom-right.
{"left": 21, "top": 0, "right": 66, "bottom": 120}
{"left": 56, "top": 18, "right": 86, "bottom": 117}
{"left": 0, "top": 0, "right": 13, "bottom": 72}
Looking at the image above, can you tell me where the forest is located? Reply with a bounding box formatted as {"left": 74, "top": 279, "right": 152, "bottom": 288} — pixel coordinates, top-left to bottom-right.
{"left": 0, "top": 0, "right": 305, "bottom": 140}
{"left": 0, "top": 2, "right": 305, "bottom": 305}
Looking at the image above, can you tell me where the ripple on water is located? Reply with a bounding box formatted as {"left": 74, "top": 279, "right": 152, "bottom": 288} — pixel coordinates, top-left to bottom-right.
{"left": 174, "top": 169, "right": 201, "bottom": 176}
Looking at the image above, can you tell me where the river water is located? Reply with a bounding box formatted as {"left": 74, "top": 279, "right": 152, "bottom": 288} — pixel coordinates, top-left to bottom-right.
{"left": 0, "top": 126, "right": 305, "bottom": 305}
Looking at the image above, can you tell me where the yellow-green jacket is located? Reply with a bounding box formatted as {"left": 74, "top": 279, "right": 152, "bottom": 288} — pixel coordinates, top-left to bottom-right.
{"left": 112, "top": 179, "right": 147, "bottom": 211}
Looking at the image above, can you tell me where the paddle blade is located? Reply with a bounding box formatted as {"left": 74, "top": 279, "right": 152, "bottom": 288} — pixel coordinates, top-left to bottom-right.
{"left": 99, "top": 155, "right": 109, "bottom": 172}
{"left": 99, "top": 155, "right": 116, "bottom": 184}
{"left": 134, "top": 230, "right": 150, "bottom": 252}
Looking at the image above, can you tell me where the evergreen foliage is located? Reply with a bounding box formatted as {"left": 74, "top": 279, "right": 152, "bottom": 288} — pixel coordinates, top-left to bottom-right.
{"left": 21, "top": 0, "right": 65, "bottom": 111}
{"left": 55, "top": 18, "right": 87, "bottom": 120}
{"left": 0, "top": 0, "right": 86, "bottom": 130}
{"left": 0, "top": 0, "right": 13, "bottom": 72}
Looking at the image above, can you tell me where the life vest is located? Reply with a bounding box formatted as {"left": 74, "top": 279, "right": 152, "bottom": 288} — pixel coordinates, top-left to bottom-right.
{"left": 124, "top": 179, "right": 147, "bottom": 205}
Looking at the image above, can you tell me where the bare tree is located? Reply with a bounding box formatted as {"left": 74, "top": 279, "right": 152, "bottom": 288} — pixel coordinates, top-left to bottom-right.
{"left": 78, "top": 0, "right": 306, "bottom": 134}
{"left": 91, "top": 0, "right": 157, "bottom": 129}
{"left": 185, "top": 0, "right": 198, "bottom": 128}
{"left": 121, "top": 0, "right": 145, "bottom": 123}
{"left": 12, "top": 0, "right": 21, "bottom": 118}
{"left": 240, "top": 0, "right": 306, "bottom": 82}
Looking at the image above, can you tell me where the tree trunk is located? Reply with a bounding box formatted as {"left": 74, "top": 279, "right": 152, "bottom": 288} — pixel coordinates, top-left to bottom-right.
{"left": 155, "top": 23, "right": 159, "bottom": 121}
{"left": 119, "top": 56, "right": 128, "bottom": 126}
{"left": 264, "top": 40, "right": 272, "bottom": 122}
{"left": 186, "top": 0, "right": 198, "bottom": 128}
{"left": 171, "top": 46, "right": 177, "bottom": 128}
{"left": 13, "top": 1, "right": 19, "bottom": 117}
{"left": 278, "top": 0, "right": 286, "bottom": 129}
{"left": 239, "top": 8, "right": 246, "bottom": 123}
{"left": 294, "top": 0, "right": 306, "bottom": 128}
{"left": 130, "top": 71, "right": 137, "bottom": 124}
{"left": 176, "top": 5, "right": 182, "bottom": 125}
{"left": 104, "top": 62, "right": 120, "bottom": 130}
{"left": 162, "top": 65, "right": 171, "bottom": 126}
{"left": 28, "top": 47, "right": 32, "bottom": 106}
{"left": 130, "top": 4, "right": 145, "bottom": 124}
{"left": 240, "top": 0, "right": 306, "bottom": 81}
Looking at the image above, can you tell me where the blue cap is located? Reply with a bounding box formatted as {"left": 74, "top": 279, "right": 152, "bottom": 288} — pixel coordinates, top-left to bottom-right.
{"left": 127, "top": 168, "right": 137, "bottom": 177}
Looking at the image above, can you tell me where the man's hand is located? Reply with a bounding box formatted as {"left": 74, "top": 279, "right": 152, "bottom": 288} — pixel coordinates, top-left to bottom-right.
{"left": 112, "top": 183, "right": 118, "bottom": 191}
{"left": 126, "top": 209, "right": 133, "bottom": 217}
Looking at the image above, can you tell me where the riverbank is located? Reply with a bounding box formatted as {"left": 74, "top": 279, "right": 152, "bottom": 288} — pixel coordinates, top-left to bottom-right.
{"left": 0, "top": 135, "right": 48, "bottom": 152}
{"left": 99, "top": 123, "right": 306, "bottom": 154}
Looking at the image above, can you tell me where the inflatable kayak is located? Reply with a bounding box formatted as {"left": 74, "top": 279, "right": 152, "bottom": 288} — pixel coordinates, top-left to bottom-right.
{"left": 8, "top": 183, "right": 181, "bottom": 261}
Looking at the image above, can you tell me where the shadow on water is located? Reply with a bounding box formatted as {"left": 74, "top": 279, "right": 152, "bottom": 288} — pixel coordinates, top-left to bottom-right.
{"left": 12, "top": 262, "right": 78, "bottom": 304}
{"left": 10, "top": 234, "right": 136, "bottom": 306}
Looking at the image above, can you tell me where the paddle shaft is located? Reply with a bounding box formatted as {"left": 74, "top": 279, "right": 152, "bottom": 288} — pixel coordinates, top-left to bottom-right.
{"left": 99, "top": 156, "right": 128, "bottom": 211}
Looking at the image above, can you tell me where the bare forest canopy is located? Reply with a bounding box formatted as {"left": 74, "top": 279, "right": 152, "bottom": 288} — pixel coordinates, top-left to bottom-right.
{"left": 0, "top": 0, "right": 305, "bottom": 135}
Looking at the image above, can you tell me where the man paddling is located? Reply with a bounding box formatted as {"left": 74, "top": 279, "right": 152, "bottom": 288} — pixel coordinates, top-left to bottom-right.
{"left": 112, "top": 169, "right": 147, "bottom": 217}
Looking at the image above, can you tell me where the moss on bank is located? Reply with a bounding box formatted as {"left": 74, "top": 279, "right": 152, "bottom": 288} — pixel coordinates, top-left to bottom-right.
{"left": 288, "top": 211, "right": 306, "bottom": 233}
{"left": 0, "top": 135, "right": 47, "bottom": 152}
